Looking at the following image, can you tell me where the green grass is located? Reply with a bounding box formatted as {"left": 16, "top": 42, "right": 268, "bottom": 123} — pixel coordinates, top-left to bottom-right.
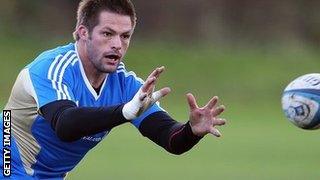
{"left": 1, "top": 38, "right": 320, "bottom": 179}
{"left": 68, "top": 111, "right": 320, "bottom": 180}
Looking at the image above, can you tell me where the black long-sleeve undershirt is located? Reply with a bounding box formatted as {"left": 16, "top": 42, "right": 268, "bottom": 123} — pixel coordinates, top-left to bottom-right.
{"left": 40, "top": 100, "right": 129, "bottom": 142}
{"left": 40, "top": 100, "right": 202, "bottom": 154}
{"left": 138, "top": 111, "right": 202, "bottom": 155}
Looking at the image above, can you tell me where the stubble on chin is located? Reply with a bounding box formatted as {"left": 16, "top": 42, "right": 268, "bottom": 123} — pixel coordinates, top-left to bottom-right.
{"left": 94, "top": 61, "right": 120, "bottom": 74}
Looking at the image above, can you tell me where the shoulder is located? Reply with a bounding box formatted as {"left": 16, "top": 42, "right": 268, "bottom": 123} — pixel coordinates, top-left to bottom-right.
{"left": 115, "top": 62, "right": 145, "bottom": 101}
{"left": 27, "top": 43, "right": 78, "bottom": 80}
{"left": 116, "top": 62, "right": 144, "bottom": 85}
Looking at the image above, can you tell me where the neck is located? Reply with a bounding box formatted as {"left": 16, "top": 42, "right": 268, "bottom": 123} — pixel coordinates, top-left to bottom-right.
{"left": 76, "top": 41, "right": 107, "bottom": 89}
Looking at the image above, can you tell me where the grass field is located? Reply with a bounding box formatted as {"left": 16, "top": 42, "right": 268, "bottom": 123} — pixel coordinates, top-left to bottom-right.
{"left": 1, "top": 37, "right": 320, "bottom": 179}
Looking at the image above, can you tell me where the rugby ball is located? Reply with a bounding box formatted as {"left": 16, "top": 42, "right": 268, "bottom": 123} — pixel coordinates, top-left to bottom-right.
{"left": 281, "top": 73, "right": 320, "bottom": 129}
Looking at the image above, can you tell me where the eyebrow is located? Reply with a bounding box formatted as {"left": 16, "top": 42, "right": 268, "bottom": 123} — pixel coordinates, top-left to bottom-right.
{"left": 103, "top": 27, "right": 132, "bottom": 35}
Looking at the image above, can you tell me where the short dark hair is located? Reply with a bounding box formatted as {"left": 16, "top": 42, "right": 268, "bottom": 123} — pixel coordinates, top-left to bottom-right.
{"left": 73, "top": 0, "right": 136, "bottom": 40}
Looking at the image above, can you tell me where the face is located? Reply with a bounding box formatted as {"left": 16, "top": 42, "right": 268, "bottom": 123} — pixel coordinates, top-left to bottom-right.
{"left": 83, "top": 11, "right": 134, "bottom": 73}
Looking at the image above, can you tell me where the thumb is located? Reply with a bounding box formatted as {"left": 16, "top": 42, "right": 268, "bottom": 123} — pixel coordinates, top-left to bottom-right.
{"left": 151, "top": 87, "right": 171, "bottom": 102}
{"left": 210, "top": 127, "right": 222, "bottom": 137}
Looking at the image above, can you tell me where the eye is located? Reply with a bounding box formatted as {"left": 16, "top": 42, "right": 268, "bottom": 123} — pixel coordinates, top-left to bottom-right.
{"left": 121, "top": 34, "right": 131, "bottom": 39}
{"left": 102, "top": 32, "right": 112, "bottom": 37}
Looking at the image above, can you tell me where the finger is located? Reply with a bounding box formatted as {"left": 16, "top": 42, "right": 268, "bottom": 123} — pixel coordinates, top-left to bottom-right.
{"left": 141, "top": 77, "right": 156, "bottom": 93}
{"left": 211, "top": 105, "right": 225, "bottom": 117}
{"left": 152, "top": 87, "right": 171, "bottom": 102}
{"left": 147, "top": 85, "right": 155, "bottom": 96}
{"left": 205, "top": 96, "right": 218, "bottom": 109}
{"left": 139, "top": 92, "right": 148, "bottom": 101}
{"left": 154, "top": 66, "right": 165, "bottom": 78}
{"left": 143, "top": 67, "right": 165, "bottom": 94}
{"left": 147, "top": 66, "right": 165, "bottom": 80}
{"left": 186, "top": 93, "right": 199, "bottom": 110}
{"left": 210, "top": 127, "right": 222, "bottom": 137}
{"left": 212, "top": 118, "right": 226, "bottom": 126}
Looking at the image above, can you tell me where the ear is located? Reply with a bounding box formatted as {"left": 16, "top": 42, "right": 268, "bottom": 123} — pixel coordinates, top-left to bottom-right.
{"left": 78, "top": 25, "right": 89, "bottom": 40}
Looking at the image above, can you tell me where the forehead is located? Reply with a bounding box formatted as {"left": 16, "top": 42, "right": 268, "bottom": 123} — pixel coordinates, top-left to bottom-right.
{"left": 95, "top": 11, "right": 133, "bottom": 32}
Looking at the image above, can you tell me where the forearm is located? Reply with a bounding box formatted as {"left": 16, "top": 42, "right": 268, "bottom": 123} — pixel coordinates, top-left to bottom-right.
{"left": 41, "top": 100, "right": 128, "bottom": 142}
{"left": 139, "top": 111, "right": 202, "bottom": 155}
{"left": 167, "top": 122, "right": 203, "bottom": 155}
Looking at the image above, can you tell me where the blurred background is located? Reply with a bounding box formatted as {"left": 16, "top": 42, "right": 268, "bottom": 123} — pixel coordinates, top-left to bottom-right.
{"left": 1, "top": 0, "right": 320, "bottom": 179}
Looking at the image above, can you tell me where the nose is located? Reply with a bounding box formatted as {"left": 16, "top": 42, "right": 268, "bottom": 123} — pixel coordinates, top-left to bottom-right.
{"left": 110, "top": 35, "right": 122, "bottom": 51}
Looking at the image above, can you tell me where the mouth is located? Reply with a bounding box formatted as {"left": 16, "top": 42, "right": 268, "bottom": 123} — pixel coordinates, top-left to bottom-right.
{"left": 104, "top": 54, "right": 122, "bottom": 61}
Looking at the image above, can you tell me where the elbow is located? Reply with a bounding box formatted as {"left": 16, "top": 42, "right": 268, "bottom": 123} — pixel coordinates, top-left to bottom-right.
{"left": 166, "top": 147, "right": 189, "bottom": 155}
{"left": 54, "top": 113, "right": 81, "bottom": 142}
{"left": 170, "top": 151, "right": 186, "bottom": 155}
{"left": 56, "top": 131, "right": 79, "bottom": 142}
{"left": 56, "top": 133, "right": 75, "bottom": 143}
{"left": 55, "top": 126, "right": 79, "bottom": 142}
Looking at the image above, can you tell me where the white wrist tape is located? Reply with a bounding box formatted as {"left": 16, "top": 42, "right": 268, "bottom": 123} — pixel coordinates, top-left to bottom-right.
{"left": 122, "top": 88, "right": 163, "bottom": 120}
{"left": 122, "top": 88, "right": 145, "bottom": 120}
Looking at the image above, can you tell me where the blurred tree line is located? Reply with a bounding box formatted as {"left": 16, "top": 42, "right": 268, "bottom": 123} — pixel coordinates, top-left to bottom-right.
{"left": 1, "top": 0, "right": 320, "bottom": 46}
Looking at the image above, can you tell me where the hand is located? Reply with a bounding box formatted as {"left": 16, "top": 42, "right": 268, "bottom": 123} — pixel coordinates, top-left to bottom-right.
{"left": 187, "top": 93, "right": 226, "bottom": 137}
{"left": 122, "top": 66, "right": 171, "bottom": 120}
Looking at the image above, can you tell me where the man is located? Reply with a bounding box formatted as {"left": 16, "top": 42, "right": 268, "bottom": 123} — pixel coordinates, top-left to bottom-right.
{"left": 0, "top": 0, "right": 226, "bottom": 179}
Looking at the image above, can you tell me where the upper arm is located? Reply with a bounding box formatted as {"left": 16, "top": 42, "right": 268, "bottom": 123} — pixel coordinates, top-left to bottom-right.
{"left": 27, "top": 52, "right": 77, "bottom": 109}
{"left": 40, "top": 100, "right": 77, "bottom": 130}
